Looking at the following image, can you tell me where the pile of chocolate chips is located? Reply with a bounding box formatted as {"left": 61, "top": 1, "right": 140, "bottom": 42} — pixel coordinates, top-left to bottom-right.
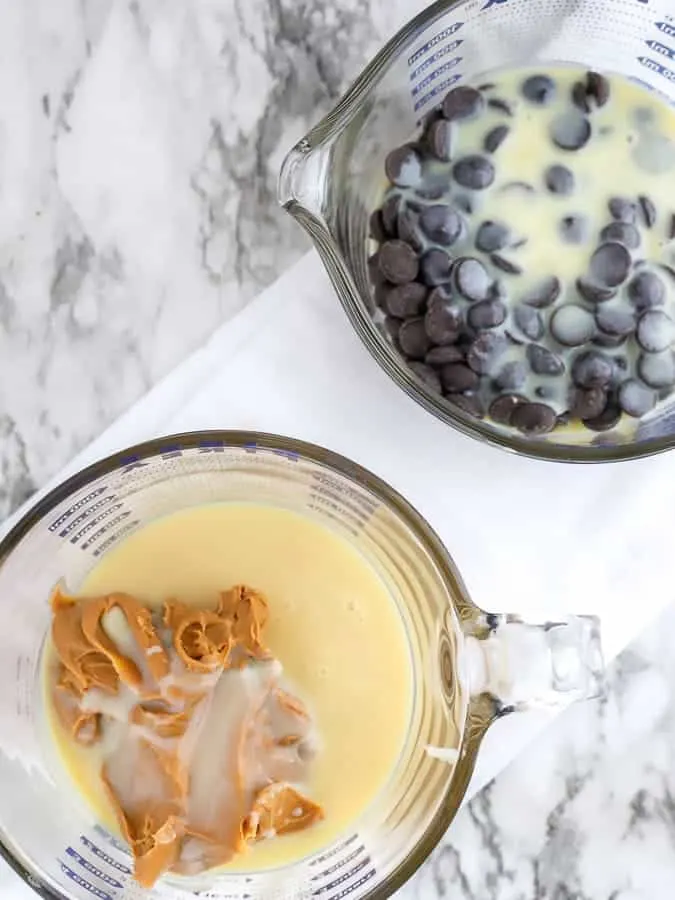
{"left": 368, "top": 72, "right": 675, "bottom": 436}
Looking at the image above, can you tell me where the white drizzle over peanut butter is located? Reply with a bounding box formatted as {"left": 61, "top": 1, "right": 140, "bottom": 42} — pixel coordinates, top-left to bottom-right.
{"left": 49, "top": 586, "right": 323, "bottom": 888}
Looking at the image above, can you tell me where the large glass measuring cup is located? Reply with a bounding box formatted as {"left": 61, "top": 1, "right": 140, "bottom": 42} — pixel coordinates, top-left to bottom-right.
{"left": 0, "top": 431, "right": 602, "bottom": 900}
{"left": 279, "top": 0, "right": 675, "bottom": 462}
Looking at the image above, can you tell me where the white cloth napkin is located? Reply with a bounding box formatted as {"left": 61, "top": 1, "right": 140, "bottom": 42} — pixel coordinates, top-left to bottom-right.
{"left": 6, "top": 250, "right": 675, "bottom": 798}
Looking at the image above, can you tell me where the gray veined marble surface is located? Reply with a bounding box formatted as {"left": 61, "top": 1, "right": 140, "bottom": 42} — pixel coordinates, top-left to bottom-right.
{"left": 2, "top": 1, "right": 675, "bottom": 898}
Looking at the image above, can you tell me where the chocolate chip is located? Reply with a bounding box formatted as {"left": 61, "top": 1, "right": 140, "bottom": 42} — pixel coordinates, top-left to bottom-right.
{"left": 385, "top": 282, "right": 427, "bottom": 318}
{"left": 593, "top": 332, "right": 627, "bottom": 349}
{"left": 636, "top": 309, "right": 675, "bottom": 352}
{"left": 490, "top": 253, "right": 522, "bottom": 275}
{"left": 447, "top": 393, "right": 485, "bottom": 418}
{"left": 489, "top": 393, "right": 527, "bottom": 425}
{"left": 512, "top": 402, "right": 557, "bottom": 434}
{"left": 452, "top": 155, "right": 495, "bottom": 190}
{"left": 527, "top": 344, "right": 565, "bottom": 376}
{"left": 571, "top": 81, "right": 591, "bottom": 114}
{"left": 419, "top": 205, "right": 464, "bottom": 246}
{"left": 420, "top": 248, "right": 453, "bottom": 286}
{"left": 560, "top": 215, "right": 589, "bottom": 244}
{"left": 550, "top": 112, "right": 591, "bottom": 151}
{"left": 628, "top": 270, "right": 666, "bottom": 310}
{"left": 385, "top": 145, "right": 422, "bottom": 188}
{"left": 514, "top": 304, "right": 544, "bottom": 340}
{"left": 545, "top": 164, "right": 575, "bottom": 195}
{"left": 442, "top": 86, "right": 485, "bottom": 121}
{"left": 475, "top": 220, "right": 509, "bottom": 253}
{"left": 522, "top": 276, "right": 561, "bottom": 308}
{"left": 381, "top": 194, "right": 402, "bottom": 236}
{"left": 397, "top": 209, "right": 423, "bottom": 252}
{"left": 595, "top": 304, "right": 635, "bottom": 337}
{"left": 424, "top": 298, "right": 462, "bottom": 345}
{"left": 408, "top": 362, "right": 442, "bottom": 392}
{"left": 599, "top": 222, "right": 640, "bottom": 250}
{"left": 426, "top": 345, "right": 464, "bottom": 365}
{"left": 379, "top": 240, "right": 419, "bottom": 284}
{"left": 589, "top": 242, "right": 631, "bottom": 287}
{"left": 586, "top": 71, "right": 610, "bottom": 107}
{"left": 571, "top": 386, "right": 607, "bottom": 420}
{"left": 638, "top": 195, "right": 657, "bottom": 229}
{"left": 572, "top": 350, "right": 614, "bottom": 388}
{"left": 522, "top": 74, "right": 557, "bottom": 105}
{"left": 608, "top": 197, "right": 637, "bottom": 223}
{"left": 454, "top": 257, "right": 492, "bottom": 302}
{"left": 427, "top": 119, "right": 456, "bottom": 162}
{"left": 384, "top": 316, "right": 401, "bottom": 341}
{"left": 583, "top": 400, "right": 622, "bottom": 432}
{"left": 441, "top": 363, "right": 479, "bottom": 393}
{"left": 483, "top": 125, "right": 510, "bottom": 153}
{"left": 576, "top": 277, "right": 616, "bottom": 303}
{"left": 494, "top": 361, "right": 527, "bottom": 391}
{"left": 468, "top": 299, "right": 507, "bottom": 330}
{"left": 398, "top": 318, "right": 431, "bottom": 358}
{"left": 368, "top": 252, "right": 386, "bottom": 286}
{"left": 619, "top": 379, "right": 656, "bottom": 417}
{"left": 638, "top": 351, "right": 675, "bottom": 388}
{"left": 488, "top": 97, "right": 513, "bottom": 116}
{"left": 467, "top": 331, "right": 507, "bottom": 374}
{"left": 550, "top": 305, "right": 596, "bottom": 346}
{"left": 369, "top": 210, "right": 386, "bottom": 243}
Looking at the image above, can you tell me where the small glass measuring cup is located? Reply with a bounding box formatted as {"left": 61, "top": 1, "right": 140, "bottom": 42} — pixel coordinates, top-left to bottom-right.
{"left": 0, "top": 431, "right": 602, "bottom": 900}
{"left": 279, "top": 0, "right": 675, "bottom": 462}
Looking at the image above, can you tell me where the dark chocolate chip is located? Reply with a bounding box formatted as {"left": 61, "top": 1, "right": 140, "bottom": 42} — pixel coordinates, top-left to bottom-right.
{"left": 490, "top": 253, "right": 523, "bottom": 275}
{"left": 593, "top": 332, "right": 627, "bottom": 349}
{"left": 638, "top": 351, "right": 675, "bottom": 388}
{"left": 638, "top": 195, "right": 657, "bottom": 229}
{"left": 595, "top": 304, "right": 636, "bottom": 337}
{"left": 527, "top": 344, "right": 565, "bottom": 376}
{"left": 420, "top": 248, "right": 453, "bottom": 286}
{"left": 419, "top": 205, "right": 464, "bottom": 246}
{"left": 427, "top": 119, "right": 456, "bottom": 162}
{"left": 483, "top": 125, "right": 510, "bottom": 153}
{"left": 608, "top": 197, "right": 637, "bottom": 223}
{"left": 426, "top": 344, "right": 464, "bottom": 366}
{"left": 560, "top": 215, "right": 589, "bottom": 244}
{"left": 572, "top": 350, "right": 614, "bottom": 388}
{"left": 454, "top": 257, "right": 492, "bottom": 302}
{"left": 545, "top": 164, "right": 575, "bottom": 196}
{"left": 385, "top": 282, "right": 427, "bottom": 318}
{"left": 522, "top": 74, "right": 557, "bottom": 105}
{"left": 441, "top": 363, "right": 480, "bottom": 393}
{"left": 369, "top": 210, "right": 386, "bottom": 243}
{"left": 619, "top": 379, "right": 656, "bottom": 417}
{"left": 550, "top": 112, "right": 591, "bottom": 151}
{"left": 476, "top": 220, "right": 510, "bottom": 253}
{"left": 586, "top": 71, "right": 610, "bottom": 107}
{"left": 408, "top": 362, "right": 442, "bottom": 392}
{"left": 424, "top": 298, "right": 462, "bottom": 345}
{"left": 583, "top": 401, "right": 622, "bottom": 432}
{"left": 589, "top": 242, "right": 631, "bottom": 287}
{"left": 488, "top": 97, "right": 513, "bottom": 116}
{"left": 514, "top": 304, "right": 544, "bottom": 340}
{"left": 467, "top": 299, "right": 507, "bottom": 330}
{"left": 636, "top": 309, "right": 675, "bottom": 353}
{"left": 381, "top": 194, "right": 402, "bottom": 236}
{"left": 447, "top": 393, "right": 485, "bottom": 418}
{"left": 511, "top": 402, "right": 557, "bottom": 435}
{"left": 494, "top": 361, "right": 527, "bottom": 391}
{"left": 489, "top": 393, "right": 527, "bottom": 425}
{"left": 385, "top": 145, "right": 422, "bottom": 188}
{"left": 571, "top": 386, "right": 607, "bottom": 420}
{"left": 571, "top": 80, "right": 591, "bottom": 114}
{"left": 397, "top": 209, "right": 424, "bottom": 252}
{"left": 599, "top": 221, "right": 641, "bottom": 250}
{"left": 452, "top": 155, "right": 495, "bottom": 190}
{"left": 628, "top": 270, "right": 666, "bottom": 310}
{"left": 467, "top": 331, "right": 507, "bottom": 374}
{"left": 550, "top": 305, "right": 596, "bottom": 346}
{"left": 398, "top": 317, "right": 431, "bottom": 358}
{"left": 384, "top": 316, "right": 401, "bottom": 341}
{"left": 442, "top": 86, "right": 485, "bottom": 121}
{"left": 576, "top": 277, "right": 616, "bottom": 303}
{"left": 522, "top": 275, "right": 561, "bottom": 308}
{"left": 379, "top": 239, "right": 419, "bottom": 284}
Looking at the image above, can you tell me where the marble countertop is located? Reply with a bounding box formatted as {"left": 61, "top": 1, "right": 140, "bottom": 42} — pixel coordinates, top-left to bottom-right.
{"left": 1, "top": 1, "right": 675, "bottom": 898}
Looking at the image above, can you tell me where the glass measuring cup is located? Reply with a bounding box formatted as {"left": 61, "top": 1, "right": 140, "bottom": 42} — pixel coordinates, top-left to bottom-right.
{"left": 0, "top": 431, "right": 602, "bottom": 900}
{"left": 279, "top": 0, "right": 675, "bottom": 462}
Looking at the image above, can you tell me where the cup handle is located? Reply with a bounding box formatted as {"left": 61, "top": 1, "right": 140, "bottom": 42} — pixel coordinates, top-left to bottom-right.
{"left": 461, "top": 610, "right": 604, "bottom": 712}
